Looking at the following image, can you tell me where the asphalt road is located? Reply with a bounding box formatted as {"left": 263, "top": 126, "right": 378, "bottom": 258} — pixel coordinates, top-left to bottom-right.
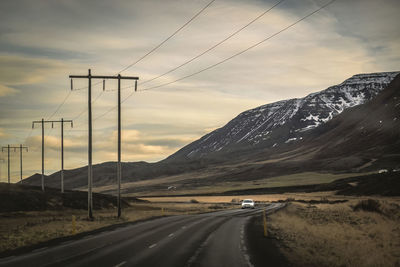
{"left": 0, "top": 203, "right": 284, "bottom": 267}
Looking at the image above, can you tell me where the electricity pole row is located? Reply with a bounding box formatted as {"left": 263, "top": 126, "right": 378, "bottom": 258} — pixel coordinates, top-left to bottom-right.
{"left": 32, "top": 119, "right": 73, "bottom": 192}
{"left": 70, "top": 69, "right": 138, "bottom": 219}
{"left": 1, "top": 144, "right": 28, "bottom": 183}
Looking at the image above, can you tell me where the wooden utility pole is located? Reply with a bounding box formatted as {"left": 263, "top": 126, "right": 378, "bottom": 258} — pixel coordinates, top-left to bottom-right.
{"left": 69, "top": 69, "right": 138, "bottom": 219}
{"left": 1, "top": 145, "right": 10, "bottom": 183}
{"left": 2, "top": 144, "right": 28, "bottom": 183}
{"left": 0, "top": 159, "right": 4, "bottom": 182}
{"left": 33, "top": 119, "right": 72, "bottom": 192}
{"left": 60, "top": 118, "right": 74, "bottom": 193}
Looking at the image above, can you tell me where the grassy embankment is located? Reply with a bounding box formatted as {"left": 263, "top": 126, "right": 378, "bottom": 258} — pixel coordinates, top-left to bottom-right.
{"left": 266, "top": 197, "right": 400, "bottom": 266}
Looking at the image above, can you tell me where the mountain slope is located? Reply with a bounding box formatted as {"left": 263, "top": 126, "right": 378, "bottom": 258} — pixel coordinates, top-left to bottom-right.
{"left": 167, "top": 72, "right": 399, "bottom": 161}
{"left": 302, "top": 71, "right": 400, "bottom": 170}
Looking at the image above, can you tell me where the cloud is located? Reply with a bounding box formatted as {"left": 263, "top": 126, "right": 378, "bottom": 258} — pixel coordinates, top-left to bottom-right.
{"left": 0, "top": 128, "right": 10, "bottom": 138}
{"left": 0, "top": 84, "right": 17, "bottom": 97}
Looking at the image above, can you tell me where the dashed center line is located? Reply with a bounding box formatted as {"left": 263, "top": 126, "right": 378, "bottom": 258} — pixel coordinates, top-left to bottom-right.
{"left": 114, "top": 261, "right": 126, "bottom": 267}
{"left": 182, "top": 226, "right": 186, "bottom": 229}
{"left": 33, "top": 247, "right": 48, "bottom": 253}
{"left": 149, "top": 243, "right": 157, "bottom": 249}
{"left": 168, "top": 233, "right": 174, "bottom": 237}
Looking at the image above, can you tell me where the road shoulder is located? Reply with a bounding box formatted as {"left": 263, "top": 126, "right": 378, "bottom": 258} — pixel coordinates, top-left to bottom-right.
{"left": 245, "top": 212, "right": 289, "bottom": 267}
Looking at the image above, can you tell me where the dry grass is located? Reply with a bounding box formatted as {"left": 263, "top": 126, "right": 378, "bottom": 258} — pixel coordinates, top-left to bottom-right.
{"left": 268, "top": 200, "right": 400, "bottom": 266}
{"left": 95, "top": 171, "right": 371, "bottom": 197}
{"left": 0, "top": 202, "right": 229, "bottom": 253}
{"left": 140, "top": 191, "right": 374, "bottom": 203}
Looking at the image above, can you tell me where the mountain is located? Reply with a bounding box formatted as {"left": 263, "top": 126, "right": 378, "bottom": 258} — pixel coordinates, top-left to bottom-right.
{"left": 167, "top": 72, "right": 399, "bottom": 161}
{"left": 23, "top": 71, "right": 400, "bottom": 194}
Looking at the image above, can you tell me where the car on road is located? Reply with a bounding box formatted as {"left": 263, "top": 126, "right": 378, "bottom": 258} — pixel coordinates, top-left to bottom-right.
{"left": 241, "top": 199, "right": 255, "bottom": 209}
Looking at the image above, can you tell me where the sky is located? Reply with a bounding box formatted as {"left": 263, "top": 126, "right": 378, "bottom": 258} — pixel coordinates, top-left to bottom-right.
{"left": 0, "top": 0, "right": 399, "bottom": 182}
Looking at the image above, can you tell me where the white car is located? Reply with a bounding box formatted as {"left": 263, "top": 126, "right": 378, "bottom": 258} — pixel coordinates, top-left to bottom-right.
{"left": 241, "top": 199, "right": 255, "bottom": 209}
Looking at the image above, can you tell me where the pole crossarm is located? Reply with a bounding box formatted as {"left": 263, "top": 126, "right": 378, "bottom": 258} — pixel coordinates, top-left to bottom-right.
{"left": 2, "top": 146, "right": 28, "bottom": 151}
{"left": 70, "top": 75, "right": 139, "bottom": 80}
{"left": 33, "top": 120, "right": 73, "bottom": 128}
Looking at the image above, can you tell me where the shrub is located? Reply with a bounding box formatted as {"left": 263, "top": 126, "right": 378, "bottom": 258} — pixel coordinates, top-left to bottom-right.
{"left": 190, "top": 199, "right": 199, "bottom": 203}
{"left": 231, "top": 198, "right": 240, "bottom": 203}
{"left": 353, "top": 199, "right": 381, "bottom": 213}
{"left": 320, "top": 197, "right": 329, "bottom": 203}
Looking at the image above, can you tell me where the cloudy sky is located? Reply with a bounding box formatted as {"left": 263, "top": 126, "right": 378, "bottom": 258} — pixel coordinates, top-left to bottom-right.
{"left": 0, "top": 0, "right": 399, "bottom": 182}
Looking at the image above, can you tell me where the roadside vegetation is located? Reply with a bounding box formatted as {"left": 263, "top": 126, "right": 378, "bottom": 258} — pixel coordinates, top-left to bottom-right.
{"left": 0, "top": 202, "right": 229, "bottom": 254}
{"left": 0, "top": 182, "right": 232, "bottom": 254}
{"left": 267, "top": 198, "right": 400, "bottom": 266}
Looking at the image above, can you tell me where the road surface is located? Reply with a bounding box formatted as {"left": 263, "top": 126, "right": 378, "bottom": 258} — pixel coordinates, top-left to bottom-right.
{"left": 0, "top": 203, "right": 284, "bottom": 267}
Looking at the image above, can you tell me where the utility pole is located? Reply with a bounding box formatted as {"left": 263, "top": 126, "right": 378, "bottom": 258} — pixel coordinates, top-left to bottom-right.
{"left": 60, "top": 118, "right": 73, "bottom": 193}
{"left": 32, "top": 119, "right": 73, "bottom": 193}
{"left": 32, "top": 119, "right": 72, "bottom": 191}
{"left": 0, "top": 158, "right": 4, "bottom": 182}
{"left": 2, "top": 145, "right": 28, "bottom": 183}
{"left": 70, "top": 69, "right": 138, "bottom": 219}
{"left": 1, "top": 145, "right": 10, "bottom": 183}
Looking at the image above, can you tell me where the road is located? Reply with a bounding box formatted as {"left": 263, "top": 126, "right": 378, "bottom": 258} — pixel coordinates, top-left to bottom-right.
{"left": 0, "top": 203, "right": 284, "bottom": 267}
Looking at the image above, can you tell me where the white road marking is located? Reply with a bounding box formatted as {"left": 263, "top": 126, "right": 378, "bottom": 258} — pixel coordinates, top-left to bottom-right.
{"left": 240, "top": 223, "right": 254, "bottom": 267}
{"left": 114, "top": 261, "right": 127, "bottom": 267}
{"left": 149, "top": 243, "right": 157, "bottom": 249}
{"left": 168, "top": 233, "right": 174, "bottom": 237}
{"left": 33, "top": 247, "right": 48, "bottom": 253}
{"left": 182, "top": 226, "right": 186, "bottom": 229}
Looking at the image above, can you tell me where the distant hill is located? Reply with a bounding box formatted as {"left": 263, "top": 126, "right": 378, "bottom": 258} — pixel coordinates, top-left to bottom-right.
{"left": 0, "top": 182, "right": 134, "bottom": 212}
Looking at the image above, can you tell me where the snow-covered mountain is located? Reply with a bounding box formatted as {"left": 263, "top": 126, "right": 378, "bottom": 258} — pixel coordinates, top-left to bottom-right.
{"left": 168, "top": 72, "right": 399, "bottom": 160}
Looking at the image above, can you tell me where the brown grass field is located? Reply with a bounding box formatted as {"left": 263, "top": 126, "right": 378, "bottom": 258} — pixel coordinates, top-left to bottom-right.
{"left": 93, "top": 171, "right": 372, "bottom": 197}
{"left": 0, "top": 202, "right": 230, "bottom": 254}
{"left": 267, "top": 198, "right": 400, "bottom": 266}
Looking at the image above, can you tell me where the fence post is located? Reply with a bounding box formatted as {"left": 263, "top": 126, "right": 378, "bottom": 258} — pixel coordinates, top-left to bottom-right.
{"left": 263, "top": 209, "right": 267, "bottom": 237}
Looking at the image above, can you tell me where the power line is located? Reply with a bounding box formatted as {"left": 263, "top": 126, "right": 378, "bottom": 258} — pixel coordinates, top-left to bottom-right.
{"left": 46, "top": 91, "right": 72, "bottom": 120}
{"left": 68, "top": 0, "right": 216, "bottom": 92}
{"left": 140, "top": 0, "right": 284, "bottom": 86}
{"left": 39, "top": 0, "right": 215, "bottom": 124}
{"left": 139, "top": 0, "right": 337, "bottom": 92}
{"left": 62, "top": 0, "right": 336, "bottom": 127}
{"left": 118, "top": 0, "right": 216, "bottom": 74}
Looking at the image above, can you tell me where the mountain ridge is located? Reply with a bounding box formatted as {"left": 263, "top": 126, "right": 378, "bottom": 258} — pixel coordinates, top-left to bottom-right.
{"left": 166, "top": 71, "right": 399, "bottom": 161}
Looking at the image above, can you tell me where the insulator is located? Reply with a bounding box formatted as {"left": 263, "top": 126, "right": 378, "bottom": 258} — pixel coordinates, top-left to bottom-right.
{"left": 52, "top": 122, "right": 54, "bottom": 128}
{"left": 32, "top": 123, "right": 34, "bottom": 129}
{"left": 103, "top": 80, "right": 105, "bottom": 91}
{"left": 71, "top": 79, "right": 73, "bottom": 91}
{"left": 135, "top": 80, "right": 138, "bottom": 92}
{"left": 71, "top": 121, "right": 73, "bottom": 128}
